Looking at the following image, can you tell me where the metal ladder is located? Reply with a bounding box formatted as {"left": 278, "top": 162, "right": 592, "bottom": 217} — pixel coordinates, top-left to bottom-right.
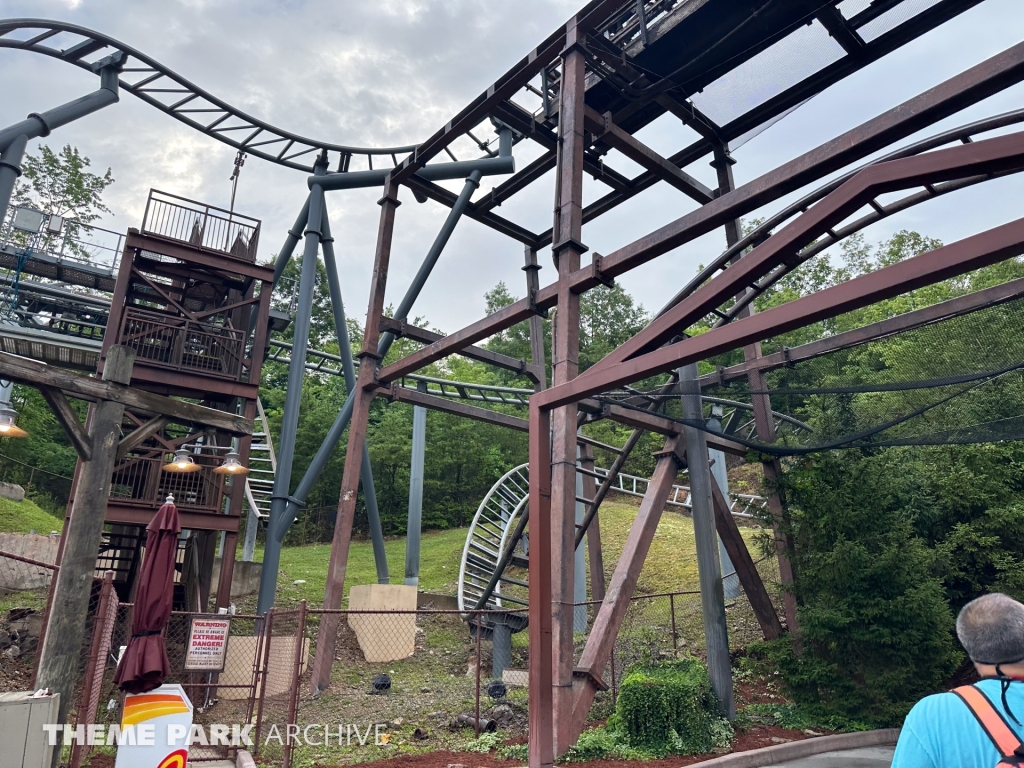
{"left": 242, "top": 398, "right": 276, "bottom": 562}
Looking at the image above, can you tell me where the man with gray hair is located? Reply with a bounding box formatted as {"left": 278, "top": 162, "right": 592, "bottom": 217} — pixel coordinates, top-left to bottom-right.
{"left": 893, "top": 593, "right": 1024, "bottom": 766}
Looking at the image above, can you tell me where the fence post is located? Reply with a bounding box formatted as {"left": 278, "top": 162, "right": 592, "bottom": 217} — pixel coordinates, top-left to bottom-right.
{"left": 283, "top": 600, "right": 308, "bottom": 768}
{"left": 69, "top": 571, "right": 115, "bottom": 768}
{"left": 669, "top": 593, "right": 678, "bottom": 652}
{"left": 475, "top": 612, "right": 482, "bottom": 738}
{"left": 253, "top": 608, "right": 276, "bottom": 757}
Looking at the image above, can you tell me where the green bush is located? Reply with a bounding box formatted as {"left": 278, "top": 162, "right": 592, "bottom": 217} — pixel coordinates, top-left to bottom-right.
{"left": 616, "top": 657, "right": 730, "bottom": 754}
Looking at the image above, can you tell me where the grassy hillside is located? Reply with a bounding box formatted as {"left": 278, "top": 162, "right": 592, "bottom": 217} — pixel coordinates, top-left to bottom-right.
{"left": 258, "top": 493, "right": 762, "bottom": 608}
{"left": 0, "top": 496, "right": 64, "bottom": 535}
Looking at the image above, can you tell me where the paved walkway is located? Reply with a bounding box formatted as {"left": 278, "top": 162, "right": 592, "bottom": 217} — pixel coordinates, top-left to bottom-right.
{"left": 771, "top": 745, "right": 895, "bottom": 767}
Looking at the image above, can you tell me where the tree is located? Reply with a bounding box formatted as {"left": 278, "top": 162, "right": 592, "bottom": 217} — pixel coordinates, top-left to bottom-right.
{"left": 13, "top": 144, "right": 114, "bottom": 259}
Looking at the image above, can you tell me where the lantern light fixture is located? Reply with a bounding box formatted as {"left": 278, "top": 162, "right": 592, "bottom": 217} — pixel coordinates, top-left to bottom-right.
{"left": 214, "top": 450, "right": 249, "bottom": 476}
{"left": 162, "top": 448, "right": 202, "bottom": 473}
{"left": 0, "top": 406, "right": 28, "bottom": 438}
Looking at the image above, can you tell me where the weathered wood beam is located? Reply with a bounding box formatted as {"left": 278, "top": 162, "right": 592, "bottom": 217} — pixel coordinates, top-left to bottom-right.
{"left": 0, "top": 351, "right": 251, "bottom": 436}
{"left": 117, "top": 415, "right": 170, "bottom": 460}
{"left": 39, "top": 385, "right": 91, "bottom": 460}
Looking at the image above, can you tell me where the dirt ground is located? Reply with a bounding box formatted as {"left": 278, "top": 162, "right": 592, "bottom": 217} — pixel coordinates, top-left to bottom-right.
{"left": 320, "top": 725, "right": 814, "bottom": 768}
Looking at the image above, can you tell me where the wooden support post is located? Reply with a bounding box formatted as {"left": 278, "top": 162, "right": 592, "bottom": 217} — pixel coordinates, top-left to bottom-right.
{"left": 569, "top": 435, "right": 684, "bottom": 737}
{"left": 678, "top": 362, "right": 734, "bottom": 719}
{"left": 311, "top": 181, "right": 400, "bottom": 693}
{"left": 710, "top": 482, "right": 783, "bottom": 640}
{"left": 36, "top": 346, "right": 136, "bottom": 733}
{"left": 549, "top": 20, "right": 587, "bottom": 756}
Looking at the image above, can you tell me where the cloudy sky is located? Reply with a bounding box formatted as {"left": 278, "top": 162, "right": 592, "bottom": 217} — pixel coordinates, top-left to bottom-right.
{"left": 2, "top": 0, "right": 1023, "bottom": 334}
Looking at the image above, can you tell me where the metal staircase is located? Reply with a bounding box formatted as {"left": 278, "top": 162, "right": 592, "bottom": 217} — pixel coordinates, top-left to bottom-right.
{"left": 242, "top": 398, "right": 276, "bottom": 561}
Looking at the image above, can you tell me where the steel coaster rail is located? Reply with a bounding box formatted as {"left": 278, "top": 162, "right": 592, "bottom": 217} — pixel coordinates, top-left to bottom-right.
{"left": 0, "top": 19, "right": 420, "bottom": 174}
{"left": 456, "top": 460, "right": 768, "bottom": 615}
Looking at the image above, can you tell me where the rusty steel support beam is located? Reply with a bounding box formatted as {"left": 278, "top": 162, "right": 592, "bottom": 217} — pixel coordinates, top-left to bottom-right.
{"left": 701, "top": 275, "right": 1024, "bottom": 387}
{"left": 569, "top": 434, "right": 685, "bottom": 739}
{"left": 579, "top": 443, "right": 605, "bottom": 604}
{"left": 713, "top": 144, "right": 800, "bottom": 637}
{"left": 311, "top": 181, "right": 401, "bottom": 694}
{"left": 548, "top": 25, "right": 588, "bottom": 757}
{"left": 586, "top": 129, "right": 1024, "bottom": 377}
{"left": 528, "top": 404, "right": 554, "bottom": 768}
{"left": 388, "top": 0, "right": 626, "bottom": 185}
{"left": 383, "top": 384, "right": 529, "bottom": 431}
{"left": 375, "top": 43, "right": 1024, "bottom": 384}
{"left": 379, "top": 315, "right": 542, "bottom": 382}
{"left": 525, "top": 246, "right": 548, "bottom": 391}
{"left": 710, "top": 480, "right": 782, "bottom": 640}
{"left": 583, "top": 105, "right": 714, "bottom": 203}
{"left": 540, "top": 216, "right": 1024, "bottom": 408}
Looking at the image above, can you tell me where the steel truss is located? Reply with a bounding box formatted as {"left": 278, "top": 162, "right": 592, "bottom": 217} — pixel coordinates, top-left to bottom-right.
{"left": 4, "top": 2, "right": 1023, "bottom": 765}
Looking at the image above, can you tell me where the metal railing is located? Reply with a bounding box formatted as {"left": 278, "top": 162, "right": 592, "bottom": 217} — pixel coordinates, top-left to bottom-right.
{"left": 141, "top": 189, "right": 260, "bottom": 263}
{"left": 0, "top": 208, "right": 124, "bottom": 273}
{"left": 108, "top": 454, "right": 223, "bottom": 513}
{"left": 119, "top": 307, "right": 246, "bottom": 380}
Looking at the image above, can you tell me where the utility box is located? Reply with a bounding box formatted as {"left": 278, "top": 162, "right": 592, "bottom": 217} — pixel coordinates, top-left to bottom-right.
{"left": 0, "top": 691, "right": 60, "bottom": 768}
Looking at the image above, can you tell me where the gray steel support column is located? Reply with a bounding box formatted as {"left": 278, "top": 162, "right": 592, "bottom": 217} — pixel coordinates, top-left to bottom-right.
{"left": 243, "top": 501, "right": 259, "bottom": 563}
{"left": 284, "top": 169, "right": 483, "bottom": 520}
{"left": 492, "top": 619, "right": 512, "bottom": 679}
{"left": 707, "top": 415, "right": 740, "bottom": 600}
{"left": 257, "top": 158, "right": 327, "bottom": 615}
{"left": 321, "top": 210, "right": 390, "bottom": 584}
{"left": 0, "top": 58, "right": 121, "bottom": 230}
{"left": 404, "top": 380, "right": 427, "bottom": 587}
{"left": 679, "top": 363, "right": 735, "bottom": 719}
{"left": 0, "top": 135, "right": 28, "bottom": 229}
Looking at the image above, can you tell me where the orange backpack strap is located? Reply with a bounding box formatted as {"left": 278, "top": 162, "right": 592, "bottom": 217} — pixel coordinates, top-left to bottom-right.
{"left": 953, "top": 684, "right": 1023, "bottom": 761}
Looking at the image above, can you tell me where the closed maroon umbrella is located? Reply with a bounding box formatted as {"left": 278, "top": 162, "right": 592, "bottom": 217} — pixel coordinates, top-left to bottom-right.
{"left": 114, "top": 496, "right": 181, "bottom": 694}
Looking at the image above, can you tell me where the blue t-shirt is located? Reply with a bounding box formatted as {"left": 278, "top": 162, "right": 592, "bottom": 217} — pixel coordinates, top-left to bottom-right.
{"left": 893, "top": 679, "right": 1024, "bottom": 767}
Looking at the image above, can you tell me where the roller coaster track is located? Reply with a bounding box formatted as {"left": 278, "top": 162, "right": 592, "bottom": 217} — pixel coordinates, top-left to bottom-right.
{"left": 457, "top": 461, "right": 768, "bottom": 617}
{"left": 0, "top": 19, "right": 425, "bottom": 174}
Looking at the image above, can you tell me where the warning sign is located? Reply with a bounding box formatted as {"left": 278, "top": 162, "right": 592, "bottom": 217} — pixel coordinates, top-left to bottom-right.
{"left": 184, "top": 616, "right": 231, "bottom": 671}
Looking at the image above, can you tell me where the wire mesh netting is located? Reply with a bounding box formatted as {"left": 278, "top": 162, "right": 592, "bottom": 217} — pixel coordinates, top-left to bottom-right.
{"left": 596, "top": 295, "right": 1024, "bottom": 455}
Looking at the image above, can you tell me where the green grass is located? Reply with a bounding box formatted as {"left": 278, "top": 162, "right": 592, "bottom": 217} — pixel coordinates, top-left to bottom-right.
{"left": 249, "top": 493, "right": 760, "bottom": 610}
{"left": 250, "top": 526, "right": 469, "bottom": 608}
{"left": 0, "top": 495, "right": 64, "bottom": 535}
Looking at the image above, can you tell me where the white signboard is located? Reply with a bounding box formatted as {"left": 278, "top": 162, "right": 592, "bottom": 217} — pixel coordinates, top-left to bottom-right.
{"left": 114, "top": 684, "right": 192, "bottom": 768}
{"left": 184, "top": 616, "right": 231, "bottom": 671}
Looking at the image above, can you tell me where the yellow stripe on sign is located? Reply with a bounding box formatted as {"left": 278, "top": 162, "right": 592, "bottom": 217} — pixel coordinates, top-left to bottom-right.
{"left": 122, "top": 702, "right": 190, "bottom": 727}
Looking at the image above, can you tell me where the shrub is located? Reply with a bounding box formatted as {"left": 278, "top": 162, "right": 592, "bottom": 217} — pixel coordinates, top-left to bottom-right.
{"left": 616, "top": 657, "right": 731, "bottom": 754}
{"left": 770, "top": 450, "right": 961, "bottom": 725}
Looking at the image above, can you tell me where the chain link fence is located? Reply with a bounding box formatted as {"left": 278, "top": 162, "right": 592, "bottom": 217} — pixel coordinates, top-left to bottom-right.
{"left": 0, "top": 549, "right": 56, "bottom": 691}
{"left": 1, "top": 551, "right": 785, "bottom": 767}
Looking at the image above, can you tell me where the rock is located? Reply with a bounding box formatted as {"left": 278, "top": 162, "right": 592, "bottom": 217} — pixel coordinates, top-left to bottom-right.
{"left": 770, "top": 736, "right": 793, "bottom": 744}
{"left": 392, "top": 718, "right": 404, "bottom": 726}
{"left": 420, "top": 687, "right": 431, "bottom": 693}
{"left": 413, "top": 727, "right": 429, "bottom": 740}
{"left": 292, "top": 579, "right": 306, "bottom": 585}
{"left": 490, "top": 704, "right": 516, "bottom": 727}
{"left": 430, "top": 711, "right": 446, "bottom": 720}
{"left": 0, "top": 481, "right": 25, "bottom": 502}
{"left": 447, "top": 764, "right": 469, "bottom": 768}
{"left": 4, "top": 645, "right": 21, "bottom": 659}
{"left": 803, "top": 729, "right": 823, "bottom": 737}
{"left": 0, "top": 628, "right": 11, "bottom": 649}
